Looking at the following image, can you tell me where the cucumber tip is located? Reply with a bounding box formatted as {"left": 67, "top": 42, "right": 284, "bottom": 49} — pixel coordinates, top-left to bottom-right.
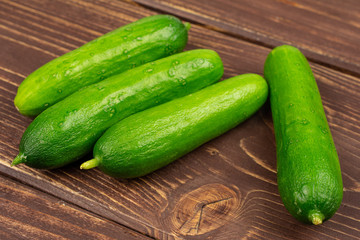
{"left": 80, "top": 158, "right": 99, "bottom": 170}
{"left": 184, "top": 22, "right": 191, "bottom": 31}
{"left": 308, "top": 211, "right": 325, "bottom": 225}
{"left": 11, "top": 154, "right": 26, "bottom": 167}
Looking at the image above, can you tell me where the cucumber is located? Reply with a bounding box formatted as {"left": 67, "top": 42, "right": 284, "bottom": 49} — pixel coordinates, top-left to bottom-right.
{"left": 264, "top": 45, "right": 343, "bottom": 225}
{"left": 14, "top": 14, "right": 190, "bottom": 117}
{"left": 80, "top": 74, "right": 268, "bottom": 178}
{"left": 12, "top": 49, "right": 223, "bottom": 169}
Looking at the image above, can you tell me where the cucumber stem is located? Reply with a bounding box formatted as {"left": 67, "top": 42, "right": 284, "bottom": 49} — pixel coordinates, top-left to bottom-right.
{"left": 80, "top": 158, "right": 99, "bottom": 170}
{"left": 184, "top": 22, "right": 191, "bottom": 31}
{"left": 308, "top": 211, "right": 324, "bottom": 225}
{"left": 11, "top": 154, "right": 26, "bottom": 167}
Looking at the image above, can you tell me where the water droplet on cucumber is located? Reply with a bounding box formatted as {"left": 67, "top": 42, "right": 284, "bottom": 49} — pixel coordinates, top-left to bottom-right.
{"left": 320, "top": 126, "right": 328, "bottom": 134}
{"left": 177, "top": 77, "right": 187, "bottom": 86}
{"left": 165, "top": 45, "right": 173, "bottom": 53}
{"left": 301, "top": 119, "right": 309, "bottom": 125}
{"left": 168, "top": 68, "right": 176, "bottom": 77}
{"left": 196, "top": 58, "right": 204, "bottom": 65}
{"left": 172, "top": 60, "right": 180, "bottom": 66}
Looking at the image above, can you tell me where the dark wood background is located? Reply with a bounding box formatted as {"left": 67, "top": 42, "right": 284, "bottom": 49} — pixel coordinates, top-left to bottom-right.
{"left": 0, "top": 0, "right": 359, "bottom": 239}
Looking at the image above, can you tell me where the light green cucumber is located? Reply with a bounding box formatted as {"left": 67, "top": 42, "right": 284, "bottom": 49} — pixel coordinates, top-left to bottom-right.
{"left": 80, "top": 74, "right": 268, "bottom": 178}
{"left": 15, "top": 14, "right": 190, "bottom": 117}
{"left": 12, "top": 49, "right": 223, "bottom": 169}
{"left": 264, "top": 45, "right": 343, "bottom": 225}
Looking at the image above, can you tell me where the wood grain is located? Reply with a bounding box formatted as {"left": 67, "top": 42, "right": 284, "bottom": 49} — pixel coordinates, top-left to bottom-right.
{"left": 134, "top": 0, "right": 360, "bottom": 76}
{"left": 0, "top": 0, "right": 359, "bottom": 239}
{"left": 0, "top": 174, "right": 152, "bottom": 240}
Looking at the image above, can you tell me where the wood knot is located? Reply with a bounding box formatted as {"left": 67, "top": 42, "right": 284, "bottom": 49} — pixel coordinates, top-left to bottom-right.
{"left": 170, "top": 183, "right": 241, "bottom": 236}
{"left": 206, "top": 147, "right": 220, "bottom": 156}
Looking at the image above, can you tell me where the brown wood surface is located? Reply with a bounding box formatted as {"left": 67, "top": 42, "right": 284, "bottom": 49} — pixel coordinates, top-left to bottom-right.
{"left": 0, "top": 0, "right": 359, "bottom": 239}
{"left": 134, "top": 0, "right": 360, "bottom": 76}
{"left": 0, "top": 174, "right": 152, "bottom": 240}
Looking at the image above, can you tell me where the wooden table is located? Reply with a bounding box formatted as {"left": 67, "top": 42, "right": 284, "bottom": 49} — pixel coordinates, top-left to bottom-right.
{"left": 1, "top": 0, "right": 359, "bottom": 239}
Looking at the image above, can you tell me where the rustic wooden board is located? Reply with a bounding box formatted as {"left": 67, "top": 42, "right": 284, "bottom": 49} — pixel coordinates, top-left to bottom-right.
{"left": 0, "top": 174, "right": 152, "bottom": 240}
{"left": 134, "top": 0, "right": 360, "bottom": 76}
{"left": 0, "top": 0, "right": 359, "bottom": 239}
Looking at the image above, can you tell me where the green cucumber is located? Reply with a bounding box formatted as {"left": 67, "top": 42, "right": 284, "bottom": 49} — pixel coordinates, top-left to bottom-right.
{"left": 80, "top": 74, "right": 268, "bottom": 178}
{"left": 12, "top": 49, "right": 223, "bottom": 169}
{"left": 14, "top": 14, "right": 190, "bottom": 117}
{"left": 264, "top": 45, "right": 343, "bottom": 225}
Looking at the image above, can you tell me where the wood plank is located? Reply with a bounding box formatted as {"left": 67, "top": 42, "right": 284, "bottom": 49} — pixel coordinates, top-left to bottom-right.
{"left": 0, "top": 174, "right": 152, "bottom": 240}
{"left": 0, "top": 0, "right": 359, "bottom": 239}
{"left": 134, "top": 0, "right": 360, "bottom": 76}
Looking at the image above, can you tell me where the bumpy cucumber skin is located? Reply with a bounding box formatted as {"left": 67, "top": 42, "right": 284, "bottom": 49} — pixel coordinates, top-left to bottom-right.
{"left": 92, "top": 74, "right": 268, "bottom": 179}
{"left": 16, "top": 49, "right": 224, "bottom": 169}
{"left": 264, "top": 45, "right": 343, "bottom": 224}
{"left": 15, "top": 15, "right": 189, "bottom": 117}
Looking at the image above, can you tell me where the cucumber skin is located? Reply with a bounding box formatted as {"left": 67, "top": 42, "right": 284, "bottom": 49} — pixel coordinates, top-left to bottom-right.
{"left": 17, "top": 49, "right": 223, "bottom": 169}
{"left": 14, "top": 15, "right": 189, "bottom": 117}
{"left": 92, "top": 74, "right": 268, "bottom": 179}
{"left": 264, "top": 45, "right": 343, "bottom": 224}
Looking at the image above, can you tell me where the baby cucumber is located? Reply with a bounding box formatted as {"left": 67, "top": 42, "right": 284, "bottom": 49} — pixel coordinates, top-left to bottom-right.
{"left": 14, "top": 14, "right": 190, "bottom": 117}
{"left": 80, "top": 74, "right": 268, "bottom": 178}
{"left": 264, "top": 45, "right": 343, "bottom": 225}
{"left": 12, "top": 49, "right": 223, "bottom": 169}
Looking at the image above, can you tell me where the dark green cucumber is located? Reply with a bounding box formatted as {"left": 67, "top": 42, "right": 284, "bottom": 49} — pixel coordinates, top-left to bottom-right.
{"left": 14, "top": 14, "right": 190, "bottom": 117}
{"left": 80, "top": 74, "right": 268, "bottom": 178}
{"left": 264, "top": 45, "right": 343, "bottom": 225}
{"left": 12, "top": 49, "right": 223, "bottom": 169}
